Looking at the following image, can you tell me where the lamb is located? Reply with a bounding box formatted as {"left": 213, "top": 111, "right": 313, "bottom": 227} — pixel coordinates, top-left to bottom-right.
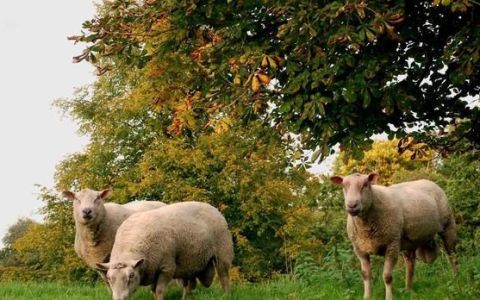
{"left": 96, "top": 201, "right": 234, "bottom": 300}
{"left": 62, "top": 188, "right": 166, "bottom": 285}
{"left": 330, "top": 173, "right": 458, "bottom": 300}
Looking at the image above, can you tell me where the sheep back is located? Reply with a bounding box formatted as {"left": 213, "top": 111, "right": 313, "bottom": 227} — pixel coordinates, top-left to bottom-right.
{"left": 110, "top": 201, "right": 233, "bottom": 284}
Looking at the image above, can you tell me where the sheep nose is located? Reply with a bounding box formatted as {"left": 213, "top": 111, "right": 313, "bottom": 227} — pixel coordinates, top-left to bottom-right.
{"left": 347, "top": 202, "right": 361, "bottom": 215}
{"left": 347, "top": 203, "right": 359, "bottom": 209}
{"left": 82, "top": 208, "right": 93, "bottom": 218}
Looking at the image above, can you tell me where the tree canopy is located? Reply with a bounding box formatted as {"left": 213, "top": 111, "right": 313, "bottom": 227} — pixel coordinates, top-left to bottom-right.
{"left": 70, "top": 0, "right": 480, "bottom": 160}
{"left": 50, "top": 64, "right": 325, "bottom": 279}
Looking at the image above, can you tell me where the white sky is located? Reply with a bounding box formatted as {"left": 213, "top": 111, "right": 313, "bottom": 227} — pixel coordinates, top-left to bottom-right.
{"left": 0, "top": 1, "right": 96, "bottom": 244}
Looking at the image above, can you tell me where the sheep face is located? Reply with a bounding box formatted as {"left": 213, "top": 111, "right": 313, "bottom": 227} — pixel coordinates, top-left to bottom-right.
{"left": 330, "top": 173, "right": 378, "bottom": 216}
{"left": 96, "top": 259, "right": 144, "bottom": 300}
{"left": 63, "top": 188, "right": 112, "bottom": 225}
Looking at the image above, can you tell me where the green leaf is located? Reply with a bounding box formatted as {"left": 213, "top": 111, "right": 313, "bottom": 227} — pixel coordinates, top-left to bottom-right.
{"left": 362, "top": 90, "right": 371, "bottom": 108}
{"left": 278, "top": 102, "right": 292, "bottom": 113}
{"left": 317, "top": 102, "right": 326, "bottom": 116}
{"left": 359, "top": 28, "right": 366, "bottom": 42}
{"left": 342, "top": 89, "right": 357, "bottom": 103}
{"left": 310, "top": 149, "right": 321, "bottom": 162}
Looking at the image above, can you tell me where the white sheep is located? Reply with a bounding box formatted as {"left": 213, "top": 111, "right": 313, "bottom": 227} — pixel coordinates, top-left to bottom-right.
{"left": 330, "top": 173, "right": 457, "bottom": 300}
{"left": 96, "top": 201, "right": 234, "bottom": 300}
{"left": 62, "top": 188, "right": 165, "bottom": 287}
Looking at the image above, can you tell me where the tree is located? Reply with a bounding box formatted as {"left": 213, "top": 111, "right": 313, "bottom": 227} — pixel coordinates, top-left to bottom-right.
{"left": 70, "top": 0, "right": 480, "bottom": 160}
{"left": 1, "top": 218, "right": 35, "bottom": 250}
{"left": 0, "top": 218, "right": 36, "bottom": 267}
{"left": 52, "top": 65, "right": 323, "bottom": 279}
{"left": 333, "top": 139, "right": 435, "bottom": 185}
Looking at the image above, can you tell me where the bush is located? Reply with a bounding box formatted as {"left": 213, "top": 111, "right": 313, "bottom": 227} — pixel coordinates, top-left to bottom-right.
{"left": 436, "top": 152, "right": 480, "bottom": 254}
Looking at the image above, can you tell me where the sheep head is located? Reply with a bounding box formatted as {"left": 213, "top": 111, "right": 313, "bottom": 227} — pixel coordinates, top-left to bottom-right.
{"left": 62, "top": 188, "right": 112, "bottom": 225}
{"left": 96, "top": 259, "right": 144, "bottom": 300}
{"left": 330, "top": 173, "right": 378, "bottom": 216}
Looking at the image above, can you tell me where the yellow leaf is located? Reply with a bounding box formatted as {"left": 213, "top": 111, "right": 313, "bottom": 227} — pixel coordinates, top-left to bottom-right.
{"left": 261, "top": 56, "right": 269, "bottom": 67}
{"left": 234, "top": 75, "right": 242, "bottom": 85}
{"left": 239, "top": 55, "right": 248, "bottom": 64}
{"left": 251, "top": 75, "right": 261, "bottom": 92}
{"left": 254, "top": 99, "right": 263, "bottom": 113}
{"left": 267, "top": 56, "right": 278, "bottom": 69}
{"left": 257, "top": 73, "right": 271, "bottom": 85}
{"left": 215, "top": 118, "right": 231, "bottom": 134}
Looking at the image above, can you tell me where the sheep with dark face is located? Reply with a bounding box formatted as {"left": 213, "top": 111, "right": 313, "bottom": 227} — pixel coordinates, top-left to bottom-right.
{"left": 62, "top": 188, "right": 165, "bottom": 289}
{"left": 96, "top": 201, "right": 233, "bottom": 300}
{"left": 330, "top": 173, "right": 457, "bottom": 300}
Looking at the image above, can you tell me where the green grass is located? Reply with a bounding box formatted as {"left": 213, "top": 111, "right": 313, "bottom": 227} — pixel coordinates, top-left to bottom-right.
{"left": 1, "top": 255, "right": 479, "bottom": 299}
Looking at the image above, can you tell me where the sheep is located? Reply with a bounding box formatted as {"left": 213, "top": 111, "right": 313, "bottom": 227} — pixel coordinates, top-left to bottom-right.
{"left": 62, "top": 188, "right": 166, "bottom": 287}
{"left": 330, "top": 173, "right": 457, "bottom": 300}
{"left": 96, "top": 201, "right": 234, "bottom": 300}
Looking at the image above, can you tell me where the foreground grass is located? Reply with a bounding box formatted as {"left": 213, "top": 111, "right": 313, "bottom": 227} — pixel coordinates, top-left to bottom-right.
{"left": 1, "top": 255, "right": 479, "bottom": 300}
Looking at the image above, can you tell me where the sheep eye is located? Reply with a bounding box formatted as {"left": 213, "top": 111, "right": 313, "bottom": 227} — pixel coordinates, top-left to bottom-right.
{"left": 129, "top": 273, "right": 134, "bottom": 279}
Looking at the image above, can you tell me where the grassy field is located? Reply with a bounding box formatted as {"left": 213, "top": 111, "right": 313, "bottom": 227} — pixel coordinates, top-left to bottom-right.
{"left": 1, "top": 255, "right": 479, "bottom": 300}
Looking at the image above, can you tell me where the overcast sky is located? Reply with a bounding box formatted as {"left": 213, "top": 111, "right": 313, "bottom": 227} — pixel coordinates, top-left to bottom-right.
{"left": 0, "top": 1, "right": 96, "bottom": 244}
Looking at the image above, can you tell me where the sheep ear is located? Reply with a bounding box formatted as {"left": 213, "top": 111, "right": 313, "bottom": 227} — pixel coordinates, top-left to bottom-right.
{"left": 132, "top": 258, "right": 144, "bottom": 269}
{"left": 95, "top": 262, "right": 110, "bottom": 271}
{"left": 330, "top": 176, "right": 343, "bottom": 185}
{"left": 368, "top": 173, "right": 379, "bottom": 184}
{"left": 99, "top": 188, "right": 113, "bottom": 200}
{"left": 62, "top": 191, "right": 76, "bottom": 201}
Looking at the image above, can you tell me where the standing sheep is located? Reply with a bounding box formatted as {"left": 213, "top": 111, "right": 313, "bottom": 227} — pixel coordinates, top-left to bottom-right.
{"left": 330, "top": 173, "right": 457, "bottom": 300}
{"left": 96, "top": 201, "right": 234, "bottom": 300}
{"left": 62, "top": 188, "right": 165, "bottom": 287}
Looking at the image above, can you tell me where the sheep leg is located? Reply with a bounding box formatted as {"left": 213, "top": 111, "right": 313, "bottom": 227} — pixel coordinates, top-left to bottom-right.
{"left": 198, "top": 259, "right": 215, "bottom": 287}
{"left": 439, "top": 219, "right": 458, "bottom": 275}
{"left": 188, "top": 278, "right": 197, "bottom": 291}
{"left": 214, "top": 259, "right": 231, "bottom": 294}
{"left": 154, "top": 272, "right": 173, "bottom": 300}
{"left": 403, "top": 250, "right": 416, "bottom": 291}
{"left": 356, "top": 251, "right": 372, "bottom": 299}
{"left": 181, "top": 278, "right": 196, "bottom": 300}
{"left": 383, "top": 246, "right": 399, "bottom": 300}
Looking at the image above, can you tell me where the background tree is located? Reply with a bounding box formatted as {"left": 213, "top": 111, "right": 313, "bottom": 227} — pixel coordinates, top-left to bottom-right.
{"left": 0, "top": 189, "right": 95, "bottom": 282}
{"left": 0, "top": 218, "right": 35, "bottom": 267}
{"left": 333, "top": 139, "right": 436, "bottom": 185}
{"left": 70, "top": 0, "right": 480, "bottom": 160}
{"left": 49, "top": 66, "right": 324, "bottom": 280}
